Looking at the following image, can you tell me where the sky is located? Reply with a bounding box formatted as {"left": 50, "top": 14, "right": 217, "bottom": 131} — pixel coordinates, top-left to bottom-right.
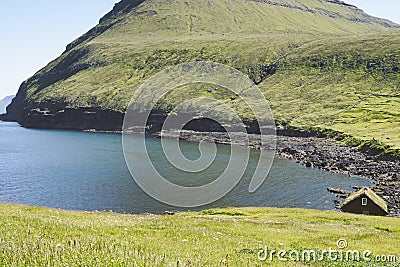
{"left": 0, "top": 1, "right": 399, "bottom": 100}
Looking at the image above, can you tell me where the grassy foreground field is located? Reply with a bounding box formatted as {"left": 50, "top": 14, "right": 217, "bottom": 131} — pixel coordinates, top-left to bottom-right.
{"left": 1, "top": 204, "right": 400, "bottom": 266}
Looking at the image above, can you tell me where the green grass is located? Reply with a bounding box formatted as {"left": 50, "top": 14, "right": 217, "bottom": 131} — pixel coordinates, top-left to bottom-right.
{"left": 1, "top": 204, "right": 400, "bottom": 266}
{"left": 262, "top": 33, "right": 400, "bottom": 151}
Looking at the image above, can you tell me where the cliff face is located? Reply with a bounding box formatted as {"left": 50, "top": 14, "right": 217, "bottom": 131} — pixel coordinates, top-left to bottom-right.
{"left": 3, "top": 0, "right": 400, "bottom": 151}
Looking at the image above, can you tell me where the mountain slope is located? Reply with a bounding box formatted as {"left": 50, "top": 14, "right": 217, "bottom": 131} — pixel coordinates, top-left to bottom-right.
{"left": 0, "top": 95, "right": 14, "bottom": 114}
{"left": 3, "top": 0, "right": 400, "bottom": 155}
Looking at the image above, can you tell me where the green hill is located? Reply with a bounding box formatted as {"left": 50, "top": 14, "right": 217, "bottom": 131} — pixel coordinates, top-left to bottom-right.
{"left": 1, "top": 204, "right": 399, "bottom": 266}
{"left": 4, "top": 0, "right": 400, "bottom": 156}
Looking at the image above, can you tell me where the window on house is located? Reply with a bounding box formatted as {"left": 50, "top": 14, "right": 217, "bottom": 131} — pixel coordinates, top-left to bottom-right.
{"left": 362, "top": 198, "right": 368, "bottom": 206}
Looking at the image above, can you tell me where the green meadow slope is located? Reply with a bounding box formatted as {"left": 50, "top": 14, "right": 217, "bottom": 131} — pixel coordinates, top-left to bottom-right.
{"left": 5, "top": 0, "right": 400, "bottom": 155}
{"left": 1, "top": 204, "right": 400, "bottom": 266}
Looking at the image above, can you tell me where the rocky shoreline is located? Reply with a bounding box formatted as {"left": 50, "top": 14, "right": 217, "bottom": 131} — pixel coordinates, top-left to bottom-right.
{"left": 159, "top": 130, "right": 400, "bottom": 217}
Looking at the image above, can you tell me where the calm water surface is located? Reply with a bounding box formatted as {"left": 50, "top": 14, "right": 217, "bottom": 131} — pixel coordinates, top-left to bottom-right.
{"left": 0, "top": 121, "right": 373, "bottom": 213}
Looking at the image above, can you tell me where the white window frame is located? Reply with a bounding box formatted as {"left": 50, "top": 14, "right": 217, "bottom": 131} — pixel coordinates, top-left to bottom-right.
{"left": 361, "top": 198, "right": 368, "bottom": 206}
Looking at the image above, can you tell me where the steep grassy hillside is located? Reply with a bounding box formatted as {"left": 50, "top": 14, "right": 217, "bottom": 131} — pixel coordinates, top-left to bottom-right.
{"left": 1, "top": 204, "right": 399, "bottom": 266}
{"left": 4, "top": 0, "right": 400, "bottom": 155}
{"left": 261, "top": 32, "right": 400, "bottom": 156}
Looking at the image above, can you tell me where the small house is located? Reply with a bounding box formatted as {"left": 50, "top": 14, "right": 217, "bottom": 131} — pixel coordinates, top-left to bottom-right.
{"left": 341, "top": 187, "right": 388, "bottom": 216}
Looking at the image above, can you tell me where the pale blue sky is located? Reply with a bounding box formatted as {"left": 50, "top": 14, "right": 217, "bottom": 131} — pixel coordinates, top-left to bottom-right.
{"left": 0, "top": 1, "right": 399, "bottom": 99}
